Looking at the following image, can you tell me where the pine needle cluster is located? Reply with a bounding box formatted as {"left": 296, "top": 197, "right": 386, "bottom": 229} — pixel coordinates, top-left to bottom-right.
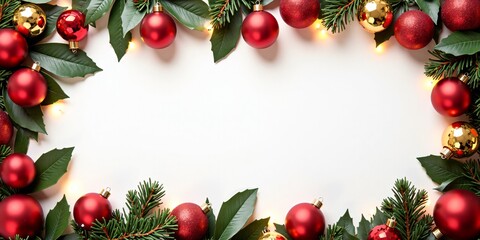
{"left": 321, "top": 0, "right": 362, "bottom": 33}
{"left": 209, "top": 0, "right": 253, "bottom": 29}
{"left": 0, "top": 0, "right": 20, "bottom": 29}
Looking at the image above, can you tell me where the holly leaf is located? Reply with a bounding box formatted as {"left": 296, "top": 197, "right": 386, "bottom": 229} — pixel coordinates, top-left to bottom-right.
{"left": 206, "top": 198, "right": 216, "bottom": 239}
{"left": 214, "top": 189, "right": 258, "bottom": 240}
{"left": 108, "top": 0, "right": 132, "bottom": 61}
{"left": 417, "top": 155, "right": 465, "bottom": 185}
{"left": 371, "top": 208, "right": 387, "bottom": 226}
{"left": 337, "top": 210, "right": 355, "bottom": 236}
{"left": 22, "top": 0, "right": 51, "bottom": 3}
{"left": 273, "top": 224, "right": 292, "bottom": 240}
{"left": 434, "top": 31, "right": 480, "bottom": 56}
{"left": 41, "top": 71, "right": 69, "bottom": 106}
{"left": 14, "top": 127, "right": 38, "bottom": 154}
{"left": 415, "top": 0, "right": 440, "bottom": 23}
{"left": 29, "top": 147, "right": 74, "bottom": 192}
{"left": 232, "top": 218, "right": 269, "bottom": 240}
{"left": 121, "top": 0, "right": 145, "bottom": 37}
{"left": 159, "top": 0, "right": 209, "bottom": 30}
{"left": 45, "top": 195, "right": 70, "bottom": 240}
{"left": 357, "top": 215, "right": 371, "bottom": 240}
{"left": 85, "top": 0, "right": 114, "bottom": 25}
{"left": 30, "top": 4, "right": 68, "bottom": 44}
{"left": 210, "top": 11, "right": 242, "bottom": 62}
{"left": 3, "top": 89, "right": 46, "bottom": 134}
{"left": 30, "top": 43, "right": 102, "bottom": 78}
{"left": 73, "top": 0, "right": 91, "bottom": 12}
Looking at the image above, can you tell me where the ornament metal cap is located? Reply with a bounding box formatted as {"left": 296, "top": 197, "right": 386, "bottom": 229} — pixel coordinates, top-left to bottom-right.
{"left": 459, "top": 74, "right": 469, "bottom": 83}
{"left": 31, "top": 62, "right": 41, "bottom": 72}
{"left": 312, "top": 198, "right": 323, "bottom": 208}
{"left": 253, "top": 3, "right": 264, "bottom": 11}
{"left": 386, "top": 217, "right": 396, "bottom": 228}
{"left": 69, "top": 41, "right": 79, "bottom": 53}
{"left": 153, "top": 3, "right": 163, "bottom": 12}
{"left": 440, "top": 146, "right": 453, "bottom": 159}
{"left": 201, "top": 202, "right": 212, "bottom": 214}
{"left": 432, "top": 228, "right": 443, "bottom": 239}
{"left": 100, "top": 187, "right": 111, "bottom": 199}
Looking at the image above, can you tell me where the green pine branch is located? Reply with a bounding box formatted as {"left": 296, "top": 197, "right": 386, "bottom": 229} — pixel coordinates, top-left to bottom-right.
{"left": 459, "top": 160, "right": 480, "bottom": 195}
{"left": 467, "top": 92, "right": 480, "bottom": 130}
{"left": 319, "top": 224, "right": 343, "bottom": 240}
{"left": 209, "top": 0, "right": 253, "bottom": 29}
{"left": 321, "top": 0, "right": 362, "bottom": 33}
{"left": 134, "top": 0, "right": 152, "bottom": 12}
{"left": 0, "top": 145, "right": 10, "bottom": 161}
{"left": 126, "top": 179, "right": 165, "bottom": 218}
{"left": 0, "top": 0, "right": 21, "bottom": 29}
{"left": 381, "top": 178, "right": 433, "bottom": 240}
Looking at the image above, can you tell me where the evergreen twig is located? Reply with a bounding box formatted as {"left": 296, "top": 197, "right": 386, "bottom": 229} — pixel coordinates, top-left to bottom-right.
{"left": 209, "top": 0, "right": 253, "bottom": 28}
{"left": 134, "top": 0, "right": 151, "bottom": 12}
{"left": 126, "top": 179, "right": 165, "bottom": 218}
{"left": 321, "top": 0, "right": 362, "bottom": 33}
{"left": 0, "top": 0, "right": 21, "bottom": 29}
{"left": 460, "top": 160, "right": 480, "bottom": 195}
{"left": 319, "top": 224, "right": 343, "bottom": 240}
{"left": 467, "top": 92, "right": 480, "bottom": 130}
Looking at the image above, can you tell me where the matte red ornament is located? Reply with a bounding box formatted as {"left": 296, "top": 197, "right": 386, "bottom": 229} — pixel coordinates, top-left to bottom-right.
{"left": 242, "top": 4, "right": 279, "bottom": 49}
{"left": 441, "top": 0, "right": 480, "bottom": 31}
{"left": 56, "top": 9, "right": 88, "bottom": 51}
{"left": 0, "top": 195, "right": 44, "bottom": 239}
{"left": 431, "top": 76, "right": 471, "bottom": 117}
{"left": 0, "top": 153, "right": 36, "bottom": 189}
{"left": 433, "top": 189, "right": 480, "bottom": 240}
{"left": 280, "top": 0, "right": 320, "bottom": 28}
{"left": 394, "top": 10, "right": 434, "bottom": 50}
{"left": 367, "top": 218, "right": 401, "bottom": 240}
{"left": 0, "top": 29, "right": 28, "bottom": 69}
{"left": 285, "top": 199, "right": 325, "bottom": 240}
{"left": 140, "top": 4, "right": 176, "bottom": 49}
{"left": 73, "top": 189, "right": 112, "bottom": 230}
{"left": 0, "top": 111, "right": 13, "bottom": 145}
{"left": 171, "top": 203, "right": 209, "bottom": 240}
{"left": 7, "top": 64, "right": 47, "bottom": 108}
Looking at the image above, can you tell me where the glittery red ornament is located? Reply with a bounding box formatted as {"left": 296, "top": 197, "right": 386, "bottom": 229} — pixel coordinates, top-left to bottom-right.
{"left": 73, "top": 190, "right": 112, "bottom": 230}
{"left": 242, "top": 4, "right": 279, "bottom": 49}
{"left": 0, "top": 29, "right": 28, "bottom": 69}
{"left": 280, "top": 0, "right": 320, "bottom": 28}
{"left": 433, "top": 189, "right": 480, "bottom": 240}
{"left": 285, "top": 199, "right": 325, "bottom": 240}
{"left": 0, "top": 195, "right": 44, "bottom": 239}
{"left": 431, "top": 76, "right": 471, "bottom": 117}
{"left": 7, "top": 64, "right": 47, "bottom": 108}
{"left": 56, "top": 10, "right": 88, "bottom": 51}
{"left": 171, "top": 203, "right": 209, "bottom": 240}
{"left": 367, "top": 218, "right": 401, "bottom": 240}
{"left": 441, "top": 0, "right": 480, "bottom": 31}
{"left": 140, "top": 4, "right": 176, "bottom": 49}
{"left": 0, "top": 153, "right": 36, "bottom": 189}
{"left": 394, "top": 10, "right": 434, "bottom": 50}
{"left": 0, "top": 111, "right": 13, "bottom": 145}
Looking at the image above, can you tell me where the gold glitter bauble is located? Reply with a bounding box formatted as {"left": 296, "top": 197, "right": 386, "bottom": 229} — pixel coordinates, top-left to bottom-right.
{"left": 357, "top": 0, "right": 393, "bottom": 33}
{"left": 13, "top": 3, "right": 46, "bottom": 38}
{"left": 441, "top": 121, "right": 479, "bottom": 159}
{"left": 258, "top": 231, "right": 287, "bottom": 240}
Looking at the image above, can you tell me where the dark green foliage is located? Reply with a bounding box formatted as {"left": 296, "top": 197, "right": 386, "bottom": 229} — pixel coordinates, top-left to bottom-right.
{"left": 209, "top": 0, "right": 254, "bottom": 28}
{"left": 321, "top": 0, "right": 362, "bottom": 33}
{"left": 0, "top": 0, "right": 21, "bottom": 29}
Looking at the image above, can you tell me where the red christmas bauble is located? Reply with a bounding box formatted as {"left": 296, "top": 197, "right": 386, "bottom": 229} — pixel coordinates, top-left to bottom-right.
{"left": 0, "top": 29, "right": 28, "bottom": 69}
{"left": 7, "top": 67, "right": 47, "bottom": 107}
{"left": 56, "top": 10, "right": 88, "bottom": 42}
{"left": 367, "top": 220, "right": 401, "bottom": 240}
{"left": 140, "top": 7, "right": 176, "bottom": 49}
{"left": 280, "top": 0, "right": 320, "bottom": 28}
{"left": 242, "top": 5, "right": 279, "bottom": 49}
{"left": 433, "top": 189, "right": 480, "bottom": 240}
{"left": 285, "top": 202, "right": 325, "bottom": 240}
{"left": 171, "top": 203, "right": 209, "bottom": 240}
{"left": 431, "top": 77, "right": 471, "bottom": 117}
{"left": 441, "top": 0, "right": 480, "bottom": 31}
{"left": 0, "top": 111, "right": 13, "bottom": 145}
{"left": 73, "top": 192, "right": 112, "bottom": 230}
{"left": 394, "top": 10, "right": 434, "bottom": 50}
{"left": 0, "top": 153, "right": 36, "bottom": 189}
{"left": 0, "top": 195, "right": 44, "bottom": 239}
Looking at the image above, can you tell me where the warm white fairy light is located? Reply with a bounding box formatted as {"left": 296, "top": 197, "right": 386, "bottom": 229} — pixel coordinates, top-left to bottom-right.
{"left": 128, "top": 40, "right": 137, "bottom": 51}
{"left": 204, "top": 21, "right": 214, "bottom": 36}
{"left": 62, "top": 179, "right": 84, "bottom": 200}
{"left": 47, "top": 101, "right": 65, "bottom": 117}
{"left": 313, "top": 19, "right": 329, "bottom": 40}
{"left": 375, "top": 44, "right": 385, "bottom": 54}
{"left": 424, "top": 77, "right": 436, "bottom": 90}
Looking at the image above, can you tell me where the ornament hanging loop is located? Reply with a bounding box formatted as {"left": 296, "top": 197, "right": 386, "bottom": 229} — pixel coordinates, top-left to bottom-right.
{"left": 100, "top": 187, "right": 111, "bottom": 198}
{"left": 201, "top": 202, "right": 212, "bottom": 213}
{"left": 31, "top": 62, "right": 41, "bottom": 72}
{"left": 153, "top": 2, "right": 163, "bottom": 12}
{"left": 312, "top": 198, "right": 323, "bottom": 208}
{"left": 432, "top": 228, "right": 443, "bottom": 239}
{"left": 253, "top": 2, "right": 263, "bottom": 11}
{"left": 459, "top": 73, "right": 469, "bottom": 83}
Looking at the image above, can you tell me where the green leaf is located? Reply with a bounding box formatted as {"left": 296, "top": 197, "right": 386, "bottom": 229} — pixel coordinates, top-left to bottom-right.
{"left": 41, "top": 71, "right": 69, "bottom": 106}
{"left": 206, "top": 198, "right": 216, "bottom": 239}
{"left": 337, "top": 210, "right": 355, "bottom": 236}
{"left": 3, "top": 89, "right": 46, "bottom": 134}
{"left": 214, "top": 189, "right": 258, "bottom": 240}
{"left": 357, "top": 215, "right": 371, "bottom": 240}
{"left": 435, "top": 31, "right": 480, "bottom": 56}
{"left": 415, "top": 0, "right": 439, "bottom": 23}
{"left": 121, "top": 0, "right": 145, "bottom": 37}
{"left": 232, "top": 218, "right": 269, "bottom": 240}
{"left": 14, "top": 127, "right": 38, "bottom": 154}
{"left": 85, "top": 0, "right": 114, "bottom": 24}
{"left": 45, "top": 195, "right": 70, "bottom": 240}
{"left": 262, "top": 0, "right": 275, "bottom": 5}
{"left": 30, "top": 43, "right": 102, "bottom": 78}
{"left": 434, "top": 176, "right": 471, "bottom": 192}
{"left": 159, "top": 0, "right": 209, "bottom": 30}
{"left": 417, "top": 155, "right": 465, "bottom": 185}
{"left": 371, "top": 208, "right": 387, "bottom": 227}
{"left": 32, "top": 4, "right": 68, "bottom": 43}
{"left": 108, "top": 0, "right": 132, "bottom": 61}
{"left": 23, "top": 0, "right": 51, "bottom": 3}
{"left": 273, "top": 224, "right": 292, "bottom": 240}
{"left": 29, "top": 147, "right": 74, "bottom": 192}
{"left": 210, "top": 11, "right": 242, "bottom": 63}
{"left": 73, "top": 0, "right": 91, "bottom": 12}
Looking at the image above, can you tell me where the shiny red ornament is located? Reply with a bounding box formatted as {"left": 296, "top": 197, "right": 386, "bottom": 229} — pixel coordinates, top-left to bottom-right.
{"left": 0, "top": 111, "right": 13, "bottom": 145}
{"left": 0, "top": 29, "right": 28, "bottom": 69}
{"left": 394, "top": 10, "right": 434, "bottom": 50}
{"left": 7, "top": 64, "right": 47, "bottom": 107}
{"left": 0, "top": 195, "right": 44, "bottom": 239}
{"left": 242, "top": 4, "right": 279, "bottom": 49}
{"left": 431, "top": 76, "right": 471, "bottom": 117}
{"left": 433, "top": 189, "right": 480, "bottom": 240}
{"left": 73, "top": 190, "right": 112, "bottom": 230}
{"left": 280, "top": 0, "right": 320, "bottom": 28}
{"left": 140, "top": 5, "right": 176, "bottom": 49}
{"left": 171, "top": 203, "right": 209, "bottom": 240}
{"left": 56, "top": 10, "right": 88, "bottom": 50}
{"left": 285, "top": 199, "right": 325, "bottom": 240}
{"left": 441, "top": 0, "right": 480, "bottom": 31}
{"left": 0, "top": 153, "right": 36, "bottom": 189}
{"left": 367, "top": 218, "right": 401, "bottom": 240}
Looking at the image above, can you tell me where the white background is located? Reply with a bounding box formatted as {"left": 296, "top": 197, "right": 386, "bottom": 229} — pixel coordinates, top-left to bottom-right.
{"left": 30, "top": 0, "right": 451, "bottom": 230}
